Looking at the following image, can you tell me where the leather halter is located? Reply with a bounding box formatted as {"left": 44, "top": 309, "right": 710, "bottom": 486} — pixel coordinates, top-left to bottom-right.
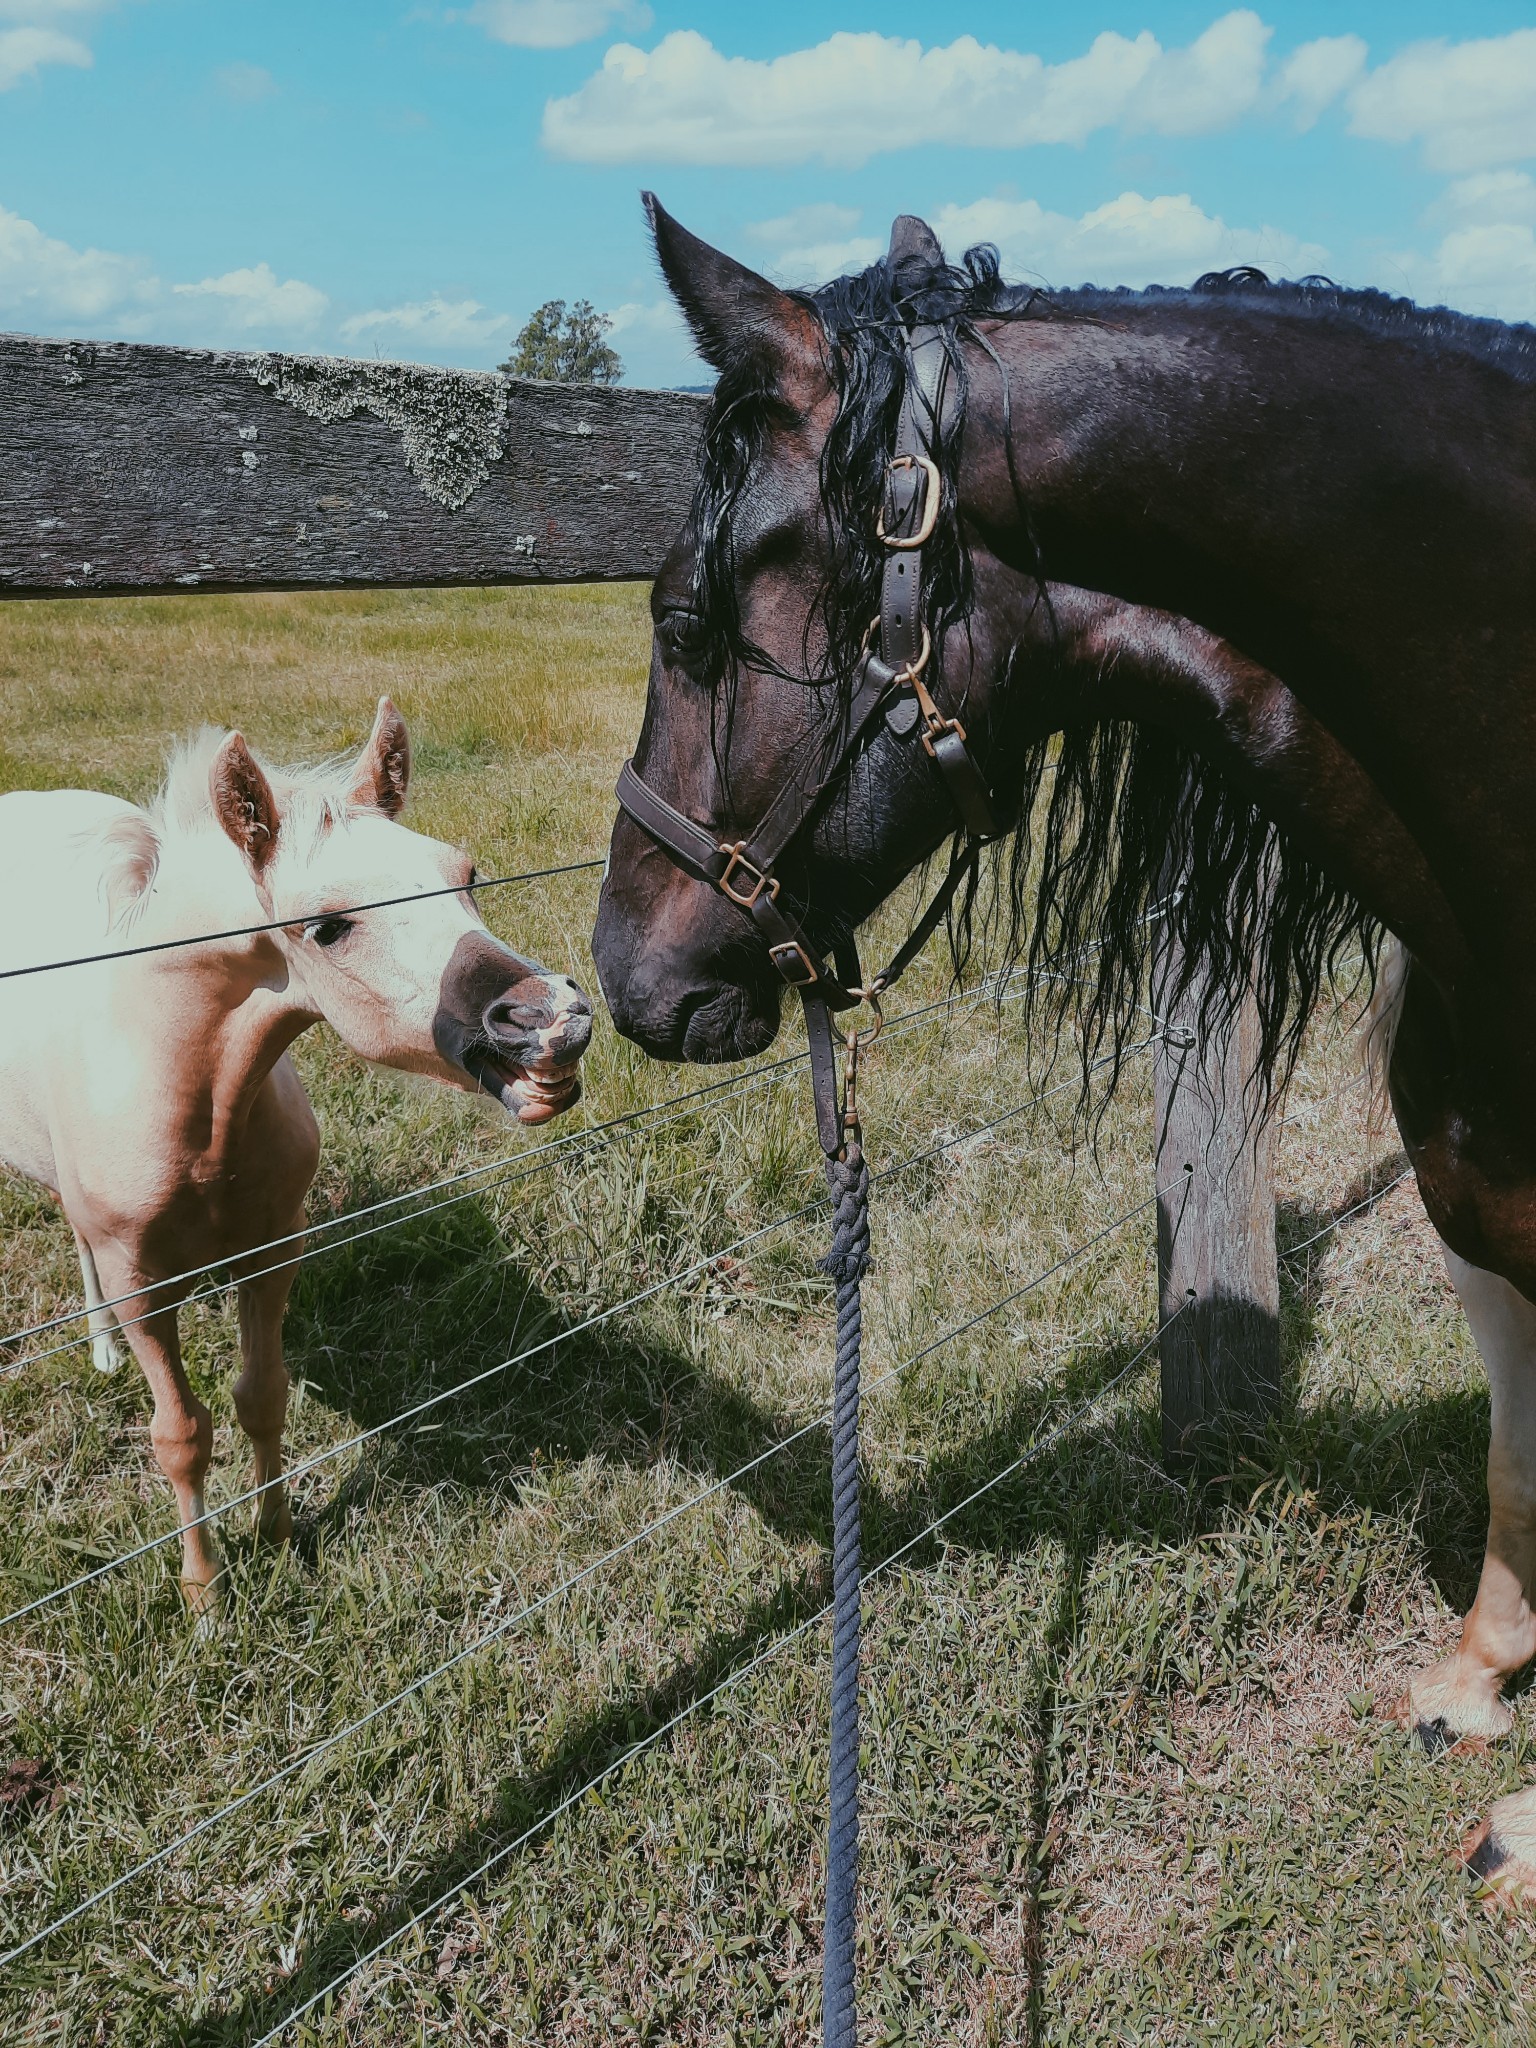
{"left": 615, "top": 324, "right": 999, "bottom": 1155}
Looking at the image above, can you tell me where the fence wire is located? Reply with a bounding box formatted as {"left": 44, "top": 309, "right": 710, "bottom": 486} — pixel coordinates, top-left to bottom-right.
{"left": 0, "top": 856, "right": 607, "bottom": 985}
{"left": 246, "top": 1304, "right": 1185, "bottom": 2045}
{"left": 0, "top": 1039, "right": 1155, "bottom": 1632}
{"left": 0, "top": 940, "right": 1077, "bottom": 1367}
{"left": 0, "top": 1185, "right": 1166, "bottom": 1967}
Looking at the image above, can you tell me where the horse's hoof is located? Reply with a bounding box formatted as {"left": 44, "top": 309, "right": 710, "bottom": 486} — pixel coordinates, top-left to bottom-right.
{"left": 1463, "top": 1794, "right": 1536, "bottom": 1909}
{"left": 1396, "top": 1661, "right": 1515, "bottom": 1749}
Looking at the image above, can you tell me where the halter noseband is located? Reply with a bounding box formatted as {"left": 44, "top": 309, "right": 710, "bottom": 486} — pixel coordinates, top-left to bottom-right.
{"left": 614, "top": 324, "right": 999, "bottom": 1155}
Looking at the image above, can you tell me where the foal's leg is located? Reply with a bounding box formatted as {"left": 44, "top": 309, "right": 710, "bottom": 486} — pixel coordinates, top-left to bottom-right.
{"left": 102, "top": 1275, "right": 223, "bottom": 1607}
{"left": 74, "top": 1232, "right": 123, "bottom": 1375}
{"left": 1404, "top": 1249, "right": 1536, "bottom": 1747}
{"left": 231, "top": 1231, "right": 301, "bottom": 1545}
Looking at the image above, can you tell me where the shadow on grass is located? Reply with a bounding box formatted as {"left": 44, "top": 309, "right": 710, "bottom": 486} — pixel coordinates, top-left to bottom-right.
{"left": 185, "top": 1293, "right": 1500, "bottom": 2046}
{"left": 279, "top": 1188, "right": 842, "bottom": 1558}
{"left": 190, "top": 1325, "right": 1171, "bottom": 2044}
{"left": 146, "top": 1150, "right": 1495, "bottom": 2041}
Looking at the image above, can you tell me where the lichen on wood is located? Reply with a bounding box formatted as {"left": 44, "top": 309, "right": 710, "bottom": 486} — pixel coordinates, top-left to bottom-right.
{"left": 248, "top": 354, "right": 509, "bottom": 511}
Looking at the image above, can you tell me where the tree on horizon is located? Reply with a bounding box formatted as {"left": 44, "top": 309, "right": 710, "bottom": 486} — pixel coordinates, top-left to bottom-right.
{"left": 501, "top": 299, "right": 622, "bottom": 384}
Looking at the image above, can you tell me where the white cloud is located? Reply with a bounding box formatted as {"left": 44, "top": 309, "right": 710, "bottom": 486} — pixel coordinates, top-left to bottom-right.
{"left": 172, "top": 263, "right": 329, "bottom": 334}
{"left": 746, "top": 203, "right": 882, "bottom": 284}
{"left": 543, "top": 14, "right": 1277, "bottom": 169}
{"left": 341, "top": 297, "right": 511, "bottom": 349}
{"left": 458, "top": 0, "right": 650, "bottom": 50}
{"left": 216, "top": 62, "right": 276, "bottom": 102}
{"left": 0, "top": 200, "right": 153, "bottom": 323}
{"left": 0, "top": 25, "right": 89, "bottom": 90}
{"left": 933, "top": 191, "right": 1330, "bottom": 293}
{"left": 1348, "top": 29, "right": 1536, "bottom": 173}
{"left": 1390, "top": 172, "right": 1536, "bottom": 326}
{"left": 1271, "top": 34, "right": 1365, "bottom": 129}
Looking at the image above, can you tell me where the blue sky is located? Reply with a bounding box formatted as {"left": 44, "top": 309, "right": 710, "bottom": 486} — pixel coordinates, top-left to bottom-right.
{"left": 2, "top": 2, "right": 1534, "bottom": 385}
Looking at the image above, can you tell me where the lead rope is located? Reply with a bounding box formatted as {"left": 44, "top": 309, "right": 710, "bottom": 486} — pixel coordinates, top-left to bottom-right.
{"left": 817, "top": 1024, "right": 872, "bottom": 2048}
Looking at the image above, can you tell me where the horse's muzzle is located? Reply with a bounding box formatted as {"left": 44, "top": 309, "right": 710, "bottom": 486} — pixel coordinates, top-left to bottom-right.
{"left": 434, "top": 934, "right": 592, "bottom": 1124}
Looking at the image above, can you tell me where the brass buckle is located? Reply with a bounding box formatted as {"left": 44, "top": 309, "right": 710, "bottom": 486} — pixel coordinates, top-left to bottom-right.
{"left": 920, "top": 712, "right": 968, "bottom": 758}
{"left": 876, "top": 454, "right": 941, "bottom": 549}
{"left": 717, "top": 842, "right": 780, "bottom": 908}
{"left": 769, "top": 938, "right": 819, "bottom": 985}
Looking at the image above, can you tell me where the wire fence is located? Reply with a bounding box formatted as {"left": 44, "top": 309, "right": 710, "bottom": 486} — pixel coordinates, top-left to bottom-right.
{"left": 0, "top": 855, "right": 608, "bottom": 984}
{"left": 0, "top": 824, "right": 1412, "bottom": 2029}
{"left": 0, "top": 1038, "right": 1154, "bottom": 1631}
{"left": 0, "top": 1185, "right": 1168, "bottom": 1966}
{"left": 247, "top": 1302, "right": 1186, "bottom": 2045}
{"left": 0, "top": 943, "right": 1085, "bottom": 1371}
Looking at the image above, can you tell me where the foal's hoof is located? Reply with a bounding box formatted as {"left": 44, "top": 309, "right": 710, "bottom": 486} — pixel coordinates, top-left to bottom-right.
{"left": 255, "top": 1502, "right": 293, "bottom": 1547}
{"left": 181, "top": 1570, "right": 226, "bottom": 1622}
{"left": 1396, "top": 1660, "right": 1515, "bottom": 1750}
{"left": 1462, "top": 1793, "right": 1536, "bottom": 1909}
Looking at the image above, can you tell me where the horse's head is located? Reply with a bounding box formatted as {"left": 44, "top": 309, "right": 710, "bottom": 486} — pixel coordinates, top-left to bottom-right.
{"left": 209, "top": 700, "right": 592, "bottom": 1123}
{"left": 592, "top": 200, "right": 1027, "bottom": 1063}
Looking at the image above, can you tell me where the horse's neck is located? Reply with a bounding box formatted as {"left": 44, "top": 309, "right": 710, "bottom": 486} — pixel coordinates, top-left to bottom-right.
{"left": 993, "top": 304, "right": 1525, "bottom": 682}
{"left": 115, "top": 845, "right": 318, "bottom": 1159}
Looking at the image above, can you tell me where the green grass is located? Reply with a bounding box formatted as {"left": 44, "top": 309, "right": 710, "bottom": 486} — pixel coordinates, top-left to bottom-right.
{"left": 0, "top": 586, "right": 1530, "bottom": 2044}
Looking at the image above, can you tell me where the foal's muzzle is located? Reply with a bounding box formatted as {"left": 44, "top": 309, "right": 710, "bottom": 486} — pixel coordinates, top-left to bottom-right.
{"left": 434, "top": 934, "right": 592, "bottom": 1124}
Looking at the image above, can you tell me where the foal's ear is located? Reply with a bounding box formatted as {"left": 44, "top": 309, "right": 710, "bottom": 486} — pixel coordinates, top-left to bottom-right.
{"left": 210, "top": 734, "right": 280, "bottom": 872}
{"left": 644, "top": 192, "right": 824, "bottom": 407}
{"left": 349, "top": 696, "right": 411, "bottom": 818}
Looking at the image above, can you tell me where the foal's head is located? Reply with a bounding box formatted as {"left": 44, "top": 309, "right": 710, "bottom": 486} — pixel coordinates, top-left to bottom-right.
{"left": 592, "top": 201, "right": 1027, "bottom": 1062}
{"left": 202, "top": 699, "right": 591, "bottom": 1123}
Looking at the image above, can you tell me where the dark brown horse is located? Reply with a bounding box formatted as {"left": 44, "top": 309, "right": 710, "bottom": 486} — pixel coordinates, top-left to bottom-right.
{"left": 592, "top": 199, "right": 1536, "bottom": 1894}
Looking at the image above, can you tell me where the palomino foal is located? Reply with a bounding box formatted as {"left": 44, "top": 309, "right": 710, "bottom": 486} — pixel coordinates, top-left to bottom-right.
{"left": 0, "top": 699, "right": 591, "bottom": 1609}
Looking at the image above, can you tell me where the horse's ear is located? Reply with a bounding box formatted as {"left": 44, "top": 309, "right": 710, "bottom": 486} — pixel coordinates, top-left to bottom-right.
{"left": 210, "top": 734, "right": 279, "bottom": 873}
{"left": 887, "top": 214, "right": 943, "bottom": 269}
{"left": 644, "top": 192, "right": 823, "bottom": 404}
{"left": 350, "top": 696, "right": 411, "bottom": 818}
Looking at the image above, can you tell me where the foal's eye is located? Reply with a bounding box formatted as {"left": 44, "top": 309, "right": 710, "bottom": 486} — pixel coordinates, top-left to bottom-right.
{"left": 466, "top": 866, "right": 481, "bottom": 892}
{"left": 305, "top": 915, "right": 354, "bottom": 948}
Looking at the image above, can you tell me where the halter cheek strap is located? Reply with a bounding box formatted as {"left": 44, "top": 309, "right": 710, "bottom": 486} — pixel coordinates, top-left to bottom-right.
{"left": 614, "top": 324, "right": 999, "bottom": 1156}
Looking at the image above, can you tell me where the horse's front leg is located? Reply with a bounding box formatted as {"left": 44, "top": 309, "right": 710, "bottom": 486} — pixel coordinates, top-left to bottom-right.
{"left": 1397, "top": 1249, "right": 1536, "bottom": 1896}
{"left": 1404, "top": 1251, "right": 1536, "bottom": 1750}
{"left": 93, "top": 1250, "right": 222, "bottom": 1609}
{"left": 231, "top": 1225, "right": 302, "bottom": 1546}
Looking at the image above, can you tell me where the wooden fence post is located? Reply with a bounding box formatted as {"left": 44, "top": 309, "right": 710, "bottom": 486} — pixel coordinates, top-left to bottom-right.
{"left": 1153, "top": 936, "right": 1280, "bottom": 1466}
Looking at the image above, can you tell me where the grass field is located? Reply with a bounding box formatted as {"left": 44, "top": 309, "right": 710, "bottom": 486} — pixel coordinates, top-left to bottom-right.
{"left": 0, "top": 585, "right": 1531, "bottom": 2045}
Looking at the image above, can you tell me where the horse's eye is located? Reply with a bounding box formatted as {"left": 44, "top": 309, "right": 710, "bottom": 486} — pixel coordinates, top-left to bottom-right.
{"left": 305, "top": 915, "right": 353, "bottom": 948}
{"left": 659, "top": 608, "right": 708, "bottom": 676}
{"left": 467, "top": 866, "right": 480, "bottom": 891}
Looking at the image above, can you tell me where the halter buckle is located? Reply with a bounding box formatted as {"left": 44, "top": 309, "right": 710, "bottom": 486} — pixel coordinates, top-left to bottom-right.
{"left": 768, "top": 938, "right": 819, "bottom": 985}
{"left": 920, "top": 711, "right": 968, "bottom": 758}
{"left": 717, "top": 842, "right": 780, "bottom": 909}
{"left": 876, "top": 454, "right": 941, "bottom": 550}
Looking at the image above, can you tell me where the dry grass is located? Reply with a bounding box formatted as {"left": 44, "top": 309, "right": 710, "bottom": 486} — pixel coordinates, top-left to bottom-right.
{"left": 0, "top": 586, "right": 1530, "bottom": 2045}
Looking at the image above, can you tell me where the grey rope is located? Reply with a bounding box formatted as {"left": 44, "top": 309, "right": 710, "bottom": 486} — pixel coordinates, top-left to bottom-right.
{"left": 819, "top": 1133, "right": 871, "bottom": 2048}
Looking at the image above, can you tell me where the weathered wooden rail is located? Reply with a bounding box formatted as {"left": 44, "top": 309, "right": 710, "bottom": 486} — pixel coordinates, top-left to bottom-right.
{"left": 0, "top": 333, "right": 707, "bottom": 595}
{"left": 0, "top": 328, "right": 1279, "bottom": 1459}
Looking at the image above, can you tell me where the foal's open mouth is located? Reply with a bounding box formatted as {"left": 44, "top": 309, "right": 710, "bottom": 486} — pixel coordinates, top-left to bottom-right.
{"left": 465, "top": 1052, "right": 583, "bottom": 1125}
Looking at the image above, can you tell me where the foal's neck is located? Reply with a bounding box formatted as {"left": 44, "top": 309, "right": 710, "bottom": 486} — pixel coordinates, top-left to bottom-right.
{"left": 125, "top": 873, "right": 318, "bottom": 1161}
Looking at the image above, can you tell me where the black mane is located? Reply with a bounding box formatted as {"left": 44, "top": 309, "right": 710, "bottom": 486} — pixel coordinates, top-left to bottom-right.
{"left": 680, "top": 238, "right": 1536, "bottom": 1100}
